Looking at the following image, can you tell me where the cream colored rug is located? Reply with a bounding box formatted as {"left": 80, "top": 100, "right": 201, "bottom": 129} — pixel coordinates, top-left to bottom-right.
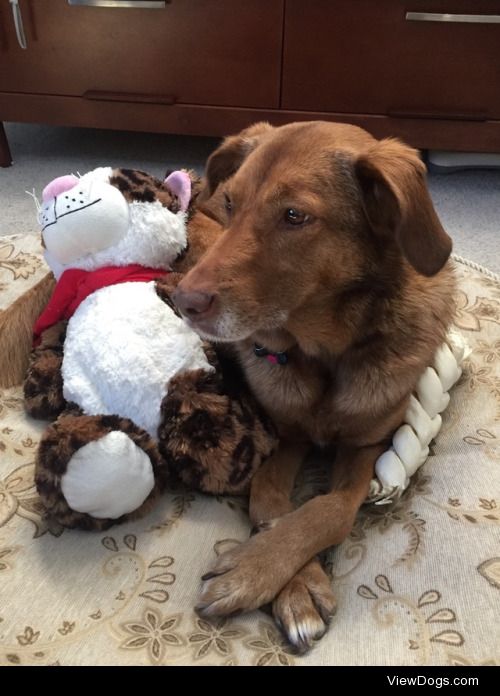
{"left": 0, "top": 252, "right": 499, "bottom": 666}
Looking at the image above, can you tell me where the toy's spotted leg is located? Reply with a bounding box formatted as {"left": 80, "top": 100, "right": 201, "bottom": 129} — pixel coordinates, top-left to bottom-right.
{"left": 24, "top": 321, "right": 67, "bottom": 419}
{"left": 154, "top": 273, "right": 185, "bottom": 312}
{"left": 36, "top": 413, "right": 167, "bottom": 530}
{"left": 158, "top": 367, "right": 277, "bottom": 496}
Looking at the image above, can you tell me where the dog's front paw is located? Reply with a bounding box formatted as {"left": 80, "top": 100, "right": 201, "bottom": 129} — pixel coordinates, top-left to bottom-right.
{"left": 196, "top": 534, "right": 291, "bottom": 617}
{"left": 272, "top": 560, "right": 337, "bottom": 654}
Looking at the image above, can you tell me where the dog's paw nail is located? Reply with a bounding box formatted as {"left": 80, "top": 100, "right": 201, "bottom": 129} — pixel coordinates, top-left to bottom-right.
{"left": 313, "top": 597, "right": 337, "bottom": 625}
{"left": 291, "top": 641, "right": 312, "bottom": 656}
{"left": 288, "top": 632, "right": 314, "bottom": 655}
{"left": 201, "top": 571, "right": 217, "bottom": 581}
{"left": 287, "top": 620, "right": 325, "bottom": 654}
{"left": 326, "top": 606, "right": 338, "bottom": 622}
{"left": 258, "top": 522, "right": 273, "bottom": 532}
{"left": 194, "top": 603, "right": 210, "bottom": 616}
{"left": 253, "top": 518, "right": 278, "bottom": 533}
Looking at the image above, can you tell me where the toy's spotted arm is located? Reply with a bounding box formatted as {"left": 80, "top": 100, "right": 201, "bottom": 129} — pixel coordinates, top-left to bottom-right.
{"left": 24, "top": 321, "right": 67, "bottom": 420}
{"left": 154, "top": 273, "right": 184, "bottom": 316}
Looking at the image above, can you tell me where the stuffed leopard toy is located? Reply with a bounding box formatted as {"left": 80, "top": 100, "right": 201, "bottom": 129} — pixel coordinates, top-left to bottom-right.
{"left": 24, "top": 166, "right": 277, "bottom": 530}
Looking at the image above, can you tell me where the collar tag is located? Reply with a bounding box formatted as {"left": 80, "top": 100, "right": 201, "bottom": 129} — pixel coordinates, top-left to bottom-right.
{"left": 254, "top": 343, "right": 288, "bottom": 366}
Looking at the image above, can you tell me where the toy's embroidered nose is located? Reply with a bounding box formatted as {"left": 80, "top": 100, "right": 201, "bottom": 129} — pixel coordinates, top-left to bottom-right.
{"left": 42, "top": 175, "right": 79, "bottom": 203}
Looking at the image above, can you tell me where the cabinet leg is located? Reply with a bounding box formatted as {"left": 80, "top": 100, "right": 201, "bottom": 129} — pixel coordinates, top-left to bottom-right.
{"left": 0, "top": 123, "right": 13, "bottom": 168}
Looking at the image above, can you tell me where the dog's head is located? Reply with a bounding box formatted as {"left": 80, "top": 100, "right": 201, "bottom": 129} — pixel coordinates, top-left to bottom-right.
{"left": 174, "top": 121, "right": 452, "bottom": 344}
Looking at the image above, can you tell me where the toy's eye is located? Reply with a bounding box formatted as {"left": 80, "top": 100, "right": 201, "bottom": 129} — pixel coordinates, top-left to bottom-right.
{"left": 224, "top": 193, "right": 232, "bottom": 214}
{"left": 284, "top": 208, "right": 310, "bottom": 226}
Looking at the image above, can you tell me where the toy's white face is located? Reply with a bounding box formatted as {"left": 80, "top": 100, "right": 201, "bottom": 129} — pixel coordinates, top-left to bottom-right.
{"left": 39, "top": 168, "right": 130, "bottom": 266}
{"left": 38, "top": 167, "right": 189, "bottom": 278}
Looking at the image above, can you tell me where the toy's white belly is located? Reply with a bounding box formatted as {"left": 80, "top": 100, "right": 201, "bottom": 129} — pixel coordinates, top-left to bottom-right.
{"left": 62, "top": 281, "right": 213, "bottom": 438}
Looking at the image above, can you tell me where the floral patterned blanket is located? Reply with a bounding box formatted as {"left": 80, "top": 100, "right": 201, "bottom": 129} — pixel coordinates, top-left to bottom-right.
{"left": 0, "top": 244, "right": 499, "bottom": 666}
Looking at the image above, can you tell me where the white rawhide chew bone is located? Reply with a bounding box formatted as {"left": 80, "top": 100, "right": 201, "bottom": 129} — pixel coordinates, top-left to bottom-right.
{"left": 366, "top": 329, "right": 470, "bottom": 505}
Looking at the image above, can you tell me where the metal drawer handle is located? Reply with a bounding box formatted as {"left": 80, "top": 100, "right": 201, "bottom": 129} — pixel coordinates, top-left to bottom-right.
{"left": 9, "top": 0, "right": 27, "bottom": 49}
{"left": 68, "top": 1, "right": 168, "bottom": 7}
{"left": 406, "top": 12, "right": 500, "bottom": 24}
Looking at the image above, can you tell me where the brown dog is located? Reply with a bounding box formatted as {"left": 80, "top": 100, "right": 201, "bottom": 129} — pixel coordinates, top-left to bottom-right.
{"left": 173, "top": 121, "right": 456, "bottom": 652}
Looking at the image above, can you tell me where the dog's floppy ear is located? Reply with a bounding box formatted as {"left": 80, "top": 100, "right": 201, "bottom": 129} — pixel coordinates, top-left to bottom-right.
{"left": 205, "top": 121, "right": 274, "bottom": 196}
{"left": 354, "top": 138, "right": 452, "bottom": 276}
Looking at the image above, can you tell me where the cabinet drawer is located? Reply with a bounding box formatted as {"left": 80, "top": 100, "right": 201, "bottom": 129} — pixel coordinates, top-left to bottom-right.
{"left": 282, "top": 0, "right": 500, "bottom": 119}
{"left": 0, "top": 0, "right": 283, "bottom": 108}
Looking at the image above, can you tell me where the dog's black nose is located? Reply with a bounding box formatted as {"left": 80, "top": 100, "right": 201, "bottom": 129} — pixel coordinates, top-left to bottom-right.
{"left": 173, "top": 288, "right": 215, "bottom": 319}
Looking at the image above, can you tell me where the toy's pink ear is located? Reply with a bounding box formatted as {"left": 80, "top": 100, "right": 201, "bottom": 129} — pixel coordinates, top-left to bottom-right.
{"left": 42, "top": 175, "right": 79, "bottom": 203}
{"left": 164, "top": 170, "right": 191, "bottom": 213}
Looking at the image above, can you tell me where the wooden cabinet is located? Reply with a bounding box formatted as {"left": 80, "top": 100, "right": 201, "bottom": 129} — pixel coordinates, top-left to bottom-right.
{"left": 0, "top": 0, "right": 283, "bottom": 108}
{"left": 282, "top": 0, "right": 500, "bottom": 120}
{"left": 1, "top": 0, "right": 500, "bottom": 167}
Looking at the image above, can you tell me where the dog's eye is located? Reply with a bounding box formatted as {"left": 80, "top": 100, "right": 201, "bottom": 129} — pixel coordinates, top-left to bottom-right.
{"left": 284, "top": 208, "right": 309, "bottom": 226}
{"left": 224, "top": 193, "right": 232, "bottom": 214}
